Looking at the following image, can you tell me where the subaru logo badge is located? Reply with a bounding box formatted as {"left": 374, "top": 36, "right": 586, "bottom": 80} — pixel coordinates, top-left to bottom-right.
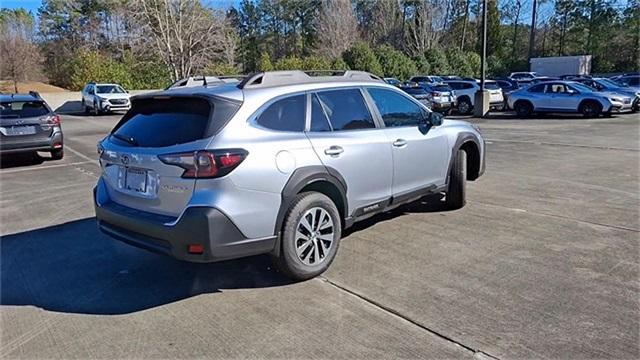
{"left": 120, "top": 154, "right": 130, "bottom": 165}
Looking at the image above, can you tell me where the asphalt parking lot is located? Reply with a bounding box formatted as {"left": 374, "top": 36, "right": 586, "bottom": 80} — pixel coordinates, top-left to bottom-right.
{"left": 1, "top": 111, "right": 638, "bottom": 359}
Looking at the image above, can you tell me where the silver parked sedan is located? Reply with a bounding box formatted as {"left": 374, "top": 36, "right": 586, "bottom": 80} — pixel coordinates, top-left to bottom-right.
{"left": 507, "top": 81, "right": 633, "bottom": 118}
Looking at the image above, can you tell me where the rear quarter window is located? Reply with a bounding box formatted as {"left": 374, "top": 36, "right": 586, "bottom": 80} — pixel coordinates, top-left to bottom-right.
{"left": 255, "top": 94, "right": 305, "bottom": 132}
{"left": 111, "top": 96, "right": 238, "bottom": 148}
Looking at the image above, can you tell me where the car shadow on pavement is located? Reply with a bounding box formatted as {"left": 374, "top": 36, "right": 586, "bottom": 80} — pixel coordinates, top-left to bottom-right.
{"left": 54, "top": 100, "right": 83, "bottom": 114}
{"left": 344, "top": 194, "right": 451, "bottom": 237}
{"left": 0, "top": 152, "right": 52, "bottom": 169}
{"left": 1, "top": 218, "right": 292, "bottom": 315}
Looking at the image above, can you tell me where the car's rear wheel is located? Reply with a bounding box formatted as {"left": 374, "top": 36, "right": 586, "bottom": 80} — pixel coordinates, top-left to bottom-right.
{"left": 445, "top": 149, "right": 466, "bottom": 210}
{"left": 272, "top": 192, "right": 341, "bottom": 281}
{"left": 579, "top": 101, "right": 601, "bottom": 118}
{"left": 51, "top": 148, "right": 64, "bottom": 160}
{"left": 457, "top": 97, "right": 472, "bottom": 115}
{"left": 514, "top": 101, "right": 533, "bottom": 118}
{"left": 92, "top": 101, "right": 100, "bottom": 116}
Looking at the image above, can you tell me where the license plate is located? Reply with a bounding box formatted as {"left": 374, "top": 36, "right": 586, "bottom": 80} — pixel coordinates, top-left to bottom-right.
{"left": 125, "top": 168, "right": 147, "bottom": 193}
{"left": 2, "top": 126, "right": 36, "bottom": 136}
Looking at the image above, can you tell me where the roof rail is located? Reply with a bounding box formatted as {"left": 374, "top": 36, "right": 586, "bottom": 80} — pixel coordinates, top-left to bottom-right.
{"left": 237, "top": 70, "right": 383, "bottom": 89}
{"left": 28, "top": 91, "right": 41, "bottom": 98}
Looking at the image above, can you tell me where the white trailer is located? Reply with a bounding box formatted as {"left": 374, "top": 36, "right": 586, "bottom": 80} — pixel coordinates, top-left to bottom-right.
{"left": 529, "top": 55, "right": 592, "bottom": 77}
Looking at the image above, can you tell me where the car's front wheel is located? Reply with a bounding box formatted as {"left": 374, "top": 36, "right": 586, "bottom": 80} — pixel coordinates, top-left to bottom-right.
{"left": 272, "top": 192, "right": 341, "bottom": 281}
{"left": 445, "top": 149, "right": 467, "bottom": 210}
{"left": 579, "top": 101, "right": 601, "bottom": 118}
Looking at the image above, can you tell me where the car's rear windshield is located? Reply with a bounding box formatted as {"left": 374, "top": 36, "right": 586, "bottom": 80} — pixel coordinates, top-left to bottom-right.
{"left": 0, "top": 101, "right": 49, "bottom": 119}
{"left": 432, "top": 84, "right": 453, "bottom": 92}
{"left": 484, "top": 82, "right": 500, "bottom": 90}
{"left": 110, "top": 96, "right": 239, "bottom": 147}
{"left": 401, "top": 87, "right": 428, "bottom": 95}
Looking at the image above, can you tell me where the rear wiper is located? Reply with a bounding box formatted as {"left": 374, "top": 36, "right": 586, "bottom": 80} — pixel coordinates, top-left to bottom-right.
{"left": 111, "top": 133, "right": 138, "bottom": 146}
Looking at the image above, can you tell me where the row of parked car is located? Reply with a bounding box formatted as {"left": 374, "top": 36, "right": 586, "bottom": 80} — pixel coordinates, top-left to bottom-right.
{"left": 385, "top": 72, "right": 640, "bottom": 118}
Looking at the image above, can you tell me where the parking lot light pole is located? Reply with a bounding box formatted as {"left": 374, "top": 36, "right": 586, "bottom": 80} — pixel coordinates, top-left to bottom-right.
{"left": 474, "top": 0, "right": 490, "bottom": 117}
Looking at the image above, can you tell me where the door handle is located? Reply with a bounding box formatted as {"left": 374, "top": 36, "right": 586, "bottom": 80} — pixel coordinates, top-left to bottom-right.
{"left": 324, "top": 146, "right": 344, "bottom": 156}
{"left": 393, "top": 139, "right": 407, "bottom": 147}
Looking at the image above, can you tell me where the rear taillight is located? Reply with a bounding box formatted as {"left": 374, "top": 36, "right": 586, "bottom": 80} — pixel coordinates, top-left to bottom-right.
{"left": 158, "top": 149, "right": 248, "bottom": 179}
{"left": 42, "top": 114, "right": 61, "bottom": 126}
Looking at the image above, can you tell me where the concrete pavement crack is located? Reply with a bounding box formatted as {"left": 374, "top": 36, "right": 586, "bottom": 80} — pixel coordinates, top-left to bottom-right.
{"left": 318, "top": 277, "right": 501, "bottom": 360}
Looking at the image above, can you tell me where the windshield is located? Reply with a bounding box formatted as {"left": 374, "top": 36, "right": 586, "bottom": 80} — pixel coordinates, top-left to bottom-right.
{"left": 0, "top": 101, "right": 49, "bottom": 118}
{"left": 598, "top": 79, "right": 623, "bottom": 89}
{"left": 432, "top": 84, "right": 452, "bottom": 92}
{"left": 570, "top": 83, "right": 596, "bottom": 93}
{"left": 96, "top": 85, "right": 126, "bottom": 94}
{"left": 431, "top": 76, "right": 444, "bottom": 83}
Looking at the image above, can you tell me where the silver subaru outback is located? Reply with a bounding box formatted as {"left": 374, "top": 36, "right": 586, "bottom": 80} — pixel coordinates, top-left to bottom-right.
{"left": 94, "top": 71, "right": 485, "bottom": 280}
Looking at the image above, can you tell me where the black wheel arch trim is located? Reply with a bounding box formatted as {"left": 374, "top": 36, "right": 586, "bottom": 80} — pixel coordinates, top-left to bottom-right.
{"left": 272, "top": 165, "right": 348, "bottom": 254}
{"left": 446, "top": 132, "right": 484, "bottom": 185}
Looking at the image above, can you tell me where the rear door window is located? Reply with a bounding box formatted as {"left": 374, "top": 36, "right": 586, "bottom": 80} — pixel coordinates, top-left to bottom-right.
{"left": 0, "top": 101, "right": 49, "bottom": 118}
{"left": 256, "top": 94, "right": 305, "bottom": 132}
{"left": 111, "top": 97, "right": 238, "bottom": 147}
{"left": 528, "top": 84, "right": 545, "bottom": 93}
{"left": 315, "top": 89, "right": 376, "bottom": 131}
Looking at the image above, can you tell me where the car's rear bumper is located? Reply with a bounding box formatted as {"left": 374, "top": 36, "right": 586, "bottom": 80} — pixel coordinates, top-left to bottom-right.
{"left": 93, "top": 179, "right": 276, "bottom": 262}
{"left": 0, "top": 130, "right": 63, "bottom": 154}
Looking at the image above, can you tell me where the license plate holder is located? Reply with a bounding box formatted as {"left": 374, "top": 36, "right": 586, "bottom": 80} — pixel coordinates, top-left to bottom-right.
{"left": 3, "top": 126, "right": 36, "bottom": 136}
{"left": 124, "top": 167, "right": 147, "bottom": 193}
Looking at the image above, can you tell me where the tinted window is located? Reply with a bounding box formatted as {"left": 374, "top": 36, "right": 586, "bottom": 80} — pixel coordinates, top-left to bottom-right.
{"left": 401, "top": 87, "right": 428, "bottom": 95}
{"left": 0, "top": 101, "right": 49, "bottom": 118}
{"left": 368, "top": 88, "right": 423, "bottom": 128}
{"left": 625, "top": 77, "right": 640, "bottom": 86}
{"left": 484, "top": 82, "right": 500, "bottom": 90}
{"left": 446, "top": 82, "right": 460, "bottom": 90}
{"left": 111, "top": 97, "right": 237, "bottom": 148}
{"left": 411, "top": 77, "right": 429, "bottom": 83}
{"left": 315, "top": 89, "right": 375, "bottom": 131}
{"left": 432, "top": 84, "right": 453, "bottom": 92}
{"left": 256, "top": 94, "right": 305, "bottom": 132}
{"left": 528, "top": 84, "right": 545, "bottom": 93}
{"left": 310, "top": 94, "right": 331, "bottom": 132}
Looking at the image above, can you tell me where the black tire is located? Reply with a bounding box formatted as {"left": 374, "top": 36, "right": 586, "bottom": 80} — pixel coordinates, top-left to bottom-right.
{"left": 579, "top": 100, "right": 601, "bottom": 118}
{"left": 272, "top": 192, "right": 341, "bottom": 281}
{"left": 82, "top": 100, "right": 89, "bottom": 115}
{"left": 457, "top": 97, "right": 472, "bottom": 115}
{"left": 51, "top": 148, "right": 64, "bottom": 160}
{"left": 514, "top": 101, "right": 533, "bottom": 118}
{"left": 445, "top": 149, "right": 467, "bottom": 210}
{"left": 92, "top": 101, "right": 100, "bottom": 115}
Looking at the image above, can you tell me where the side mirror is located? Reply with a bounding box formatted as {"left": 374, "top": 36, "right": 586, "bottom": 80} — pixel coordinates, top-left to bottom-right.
{"left": 429, "top": 111, "right": 444, "bottom": 126}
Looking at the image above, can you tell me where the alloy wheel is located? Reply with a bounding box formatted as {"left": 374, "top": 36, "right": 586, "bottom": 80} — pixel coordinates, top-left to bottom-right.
{"left": 295, "top": 207, "right": 334, "bottom": 266}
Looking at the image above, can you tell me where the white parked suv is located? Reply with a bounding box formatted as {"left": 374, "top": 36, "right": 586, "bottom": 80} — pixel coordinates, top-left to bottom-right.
{"left": 445, "top": 80, "right": 504, "bottom": 114}
{"left": 81, "top": 82, "right": 131, "bottom": 115}
{"left": 94, "top": 70, "right": 486, "bottom": 280}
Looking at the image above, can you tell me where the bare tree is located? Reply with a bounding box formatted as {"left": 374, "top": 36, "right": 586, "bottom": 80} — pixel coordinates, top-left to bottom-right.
{"left": 313, "top": 0, "right": 359, "bottom": 59}
{"left": 502, "top": 0, "right": 528, "bottom": 63}
{"left": 130, "top": 0, "right": 229, "bottom": 81}
{"left": 0, "top": 9, "right": 42, "bottom": 93}
{"left": 404, "top": 0, "right": 446, "bottom": 56}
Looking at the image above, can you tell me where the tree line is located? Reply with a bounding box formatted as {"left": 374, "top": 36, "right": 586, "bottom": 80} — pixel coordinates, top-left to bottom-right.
{"left": 0, "top": 0, "right": 638, "bottom": 91}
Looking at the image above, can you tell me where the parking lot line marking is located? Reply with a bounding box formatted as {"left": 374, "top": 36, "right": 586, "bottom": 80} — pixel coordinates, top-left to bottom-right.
{"left": 64, "top": 144, "right": 99, "bottom": 164}
{"left": 471, "top": 200, "right": 640, "bottom": 233}
{"left": 317, "top": 277, "right": 501, "bottom": 359}
{"left": 486, "top": 138, "right": 639, "bottom": 152}
{"left": 0, "top": 161, "right": 93, "bottom": 174}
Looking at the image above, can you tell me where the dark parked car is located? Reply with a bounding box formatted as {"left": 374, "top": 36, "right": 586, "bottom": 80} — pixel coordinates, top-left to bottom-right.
{"left": 399, "top": 86, "right": 431, "bottom": 107}
{"left": 0, "top": 92, "right": 63, "bottom": 159}
{"left": 422, "top": 83, "right": 456, "bottom": 114}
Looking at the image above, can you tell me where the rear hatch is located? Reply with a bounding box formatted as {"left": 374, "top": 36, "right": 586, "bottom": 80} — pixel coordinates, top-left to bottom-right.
{"left": 430, "top": 84, "right": 454, "bottom": 103}
{"left": 485, "top": 82, "right": 504, "bottom": 102}
{"left": 0, "top": 100, "right": 56, "bottom": 146}
{"left": 99, "top": 95, "right": 240, "bottom": 217}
